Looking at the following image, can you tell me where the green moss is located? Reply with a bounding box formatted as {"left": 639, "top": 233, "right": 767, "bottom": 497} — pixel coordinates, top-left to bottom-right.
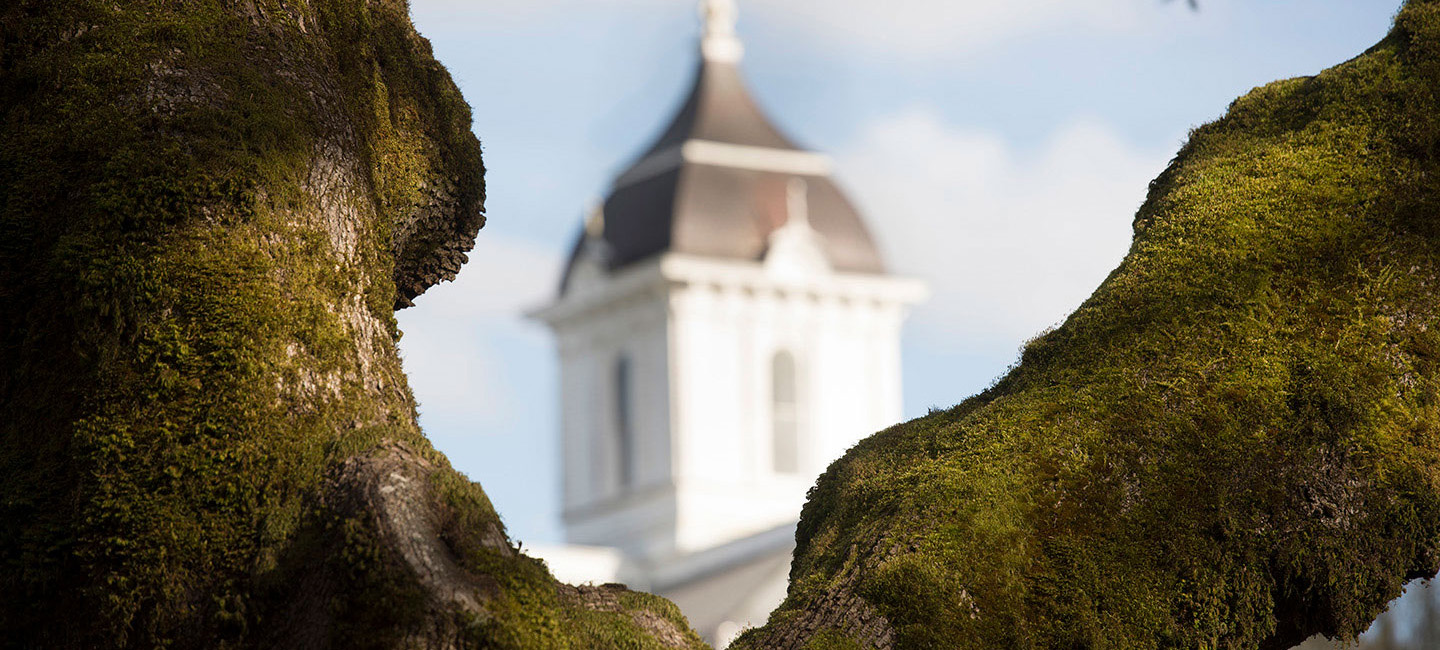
{"left": 804, "top": 630, "right": 868, "bottom": 650}
{"left": 434, "top": 471, "right": 707, "bottom": 649}
{"left": 739, "top": 2, "right": 1440, "bottom": 649}
{"left": 0, "top": 1, "right": 687, "bottom": 648}
{"left": 323, "top": 512, "right": 433, "bottom": 650}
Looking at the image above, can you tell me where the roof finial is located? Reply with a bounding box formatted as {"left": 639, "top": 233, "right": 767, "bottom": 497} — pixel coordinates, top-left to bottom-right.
{"left": 700, "top": 0, "right": 743, "bottom": 63}
{"left": 702, "top": 0, "right": 737, "bottom": 37}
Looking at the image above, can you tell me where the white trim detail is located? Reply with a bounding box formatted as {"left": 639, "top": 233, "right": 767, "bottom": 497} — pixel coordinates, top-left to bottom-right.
{"left": 529, "top": 252, "right": 930, "bottom": 328}
{"left": 613, "top": 140, "right": 834, "bottom": 190}
{"left": 682, "top": 140, "right": 833, "bottom": 176}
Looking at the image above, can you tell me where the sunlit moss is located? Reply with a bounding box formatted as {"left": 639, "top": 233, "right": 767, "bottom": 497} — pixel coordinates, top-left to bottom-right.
{"left": 738, "top": 1, "right": 1440, "bottom": 648}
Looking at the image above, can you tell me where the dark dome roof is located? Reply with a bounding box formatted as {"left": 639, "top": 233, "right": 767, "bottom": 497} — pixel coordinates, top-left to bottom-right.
{"left": 560, "top": 38, "right": 886, "bottom": 295}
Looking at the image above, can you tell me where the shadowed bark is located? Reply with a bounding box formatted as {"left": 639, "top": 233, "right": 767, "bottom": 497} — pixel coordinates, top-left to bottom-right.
{"left": 0, "top": 1, "right": 702, "bottom": 648}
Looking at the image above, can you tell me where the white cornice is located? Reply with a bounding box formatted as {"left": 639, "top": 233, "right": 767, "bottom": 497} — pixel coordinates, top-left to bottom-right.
{"left": 661, "top": 253, "right": 931, "bottom": 306}
{"left": 682, "top": 140, "right": 832, "bottom": 176}
{"left": 526, "top": 256, "right": 669, "bottom": 327}
{"left": 528, "top": 252, "right": 930, "bottom": 329}
{"left": 613, "top": 140, "right": 834, "bottom": 189}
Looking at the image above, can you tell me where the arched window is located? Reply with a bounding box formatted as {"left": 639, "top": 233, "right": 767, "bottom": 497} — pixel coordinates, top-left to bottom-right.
{"left": 614, "top": 355, "right": 635, "bottom": 489}
{"left": 772, "top": 351, "right": 800, "bottom": 474}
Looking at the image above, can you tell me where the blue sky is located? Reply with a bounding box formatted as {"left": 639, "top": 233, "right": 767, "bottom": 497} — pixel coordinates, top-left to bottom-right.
{"left": 395, "top": 0, "right": 1402, "bottom": 553}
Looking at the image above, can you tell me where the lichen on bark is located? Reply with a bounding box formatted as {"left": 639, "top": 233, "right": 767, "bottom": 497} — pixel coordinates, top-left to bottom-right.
{"left": 0, "top": 1, "right": 703, "bottom": 648}
{"left": 736, "top": 1, "right": 1440, "bottom": 649}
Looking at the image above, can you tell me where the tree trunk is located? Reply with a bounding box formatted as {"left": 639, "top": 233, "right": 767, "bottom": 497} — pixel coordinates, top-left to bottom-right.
{"left": 0, "top": 2, "right": 703, "bottom": 648}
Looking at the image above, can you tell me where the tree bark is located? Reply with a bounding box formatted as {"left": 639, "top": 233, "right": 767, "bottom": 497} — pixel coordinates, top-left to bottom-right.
{"left": 0, "top": 2, "right": 703, "bottom": 648}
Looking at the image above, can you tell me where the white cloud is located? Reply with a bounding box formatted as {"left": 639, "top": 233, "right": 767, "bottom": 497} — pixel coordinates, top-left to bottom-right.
{"left": 837, "top": 108, "right": 1175, "bottom": 351}
{"left": 411, "top": 235, "right": 562, "bottom": 319}
{"left": 396, "top": 234, "right": 563, "bottom": 428}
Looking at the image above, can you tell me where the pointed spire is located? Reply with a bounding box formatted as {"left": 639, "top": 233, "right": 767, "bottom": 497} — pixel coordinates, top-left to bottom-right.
{"left": 700, "top": 0, "right": 744, "bottom": 63}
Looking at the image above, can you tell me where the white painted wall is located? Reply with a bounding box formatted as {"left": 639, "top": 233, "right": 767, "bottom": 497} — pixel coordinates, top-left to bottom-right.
{"left": 532, "top": 243, "right": 925, "bottom": 648}
{"left": 534, "top": 247, "right": 925, "bottom": 561}
{"left": 544, "top": 252, "right": 677, "bottom": 559}
{"left": 664, "top": 252, "right": 921, "bottom": 553}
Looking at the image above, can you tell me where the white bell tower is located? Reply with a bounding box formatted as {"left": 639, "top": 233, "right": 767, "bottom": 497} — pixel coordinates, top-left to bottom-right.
{"left": 530, "top": 1, "right": 927, "bottom": 643}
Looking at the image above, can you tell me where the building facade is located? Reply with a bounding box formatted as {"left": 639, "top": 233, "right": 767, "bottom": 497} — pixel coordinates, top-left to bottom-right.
{"left": 530, "top": 1, "right": 926, "bottom": 645}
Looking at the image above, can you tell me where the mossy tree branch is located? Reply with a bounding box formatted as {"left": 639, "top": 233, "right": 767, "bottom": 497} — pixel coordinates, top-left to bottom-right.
{"left": 736, "top": 1, "right": 1440, "bottom": 648}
